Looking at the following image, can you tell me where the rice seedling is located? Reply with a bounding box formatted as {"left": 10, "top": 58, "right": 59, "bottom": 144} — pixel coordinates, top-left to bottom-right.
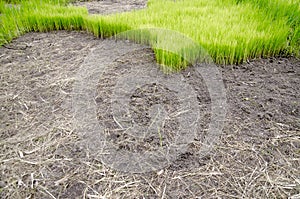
{"left": 0, "top": 3, "right": 23, "bottom": 44}
{"left": 109, "top": 0, "right": 298, "bottom": 66}
{"left": 236, "top": 0, "right": 300, "bottom": 56}
{"left": 0, "top": 0, "right": 299, "bottom": 69}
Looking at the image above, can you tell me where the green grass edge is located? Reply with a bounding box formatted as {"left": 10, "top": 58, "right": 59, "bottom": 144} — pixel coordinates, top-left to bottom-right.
{"left": 0, "top": 0, "right": 299, "bottom": 70}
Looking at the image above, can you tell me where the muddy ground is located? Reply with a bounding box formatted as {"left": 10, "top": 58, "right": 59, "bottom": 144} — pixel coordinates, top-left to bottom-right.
{"left": 72, "top": 0, "right": 147, "bottom": 15}
{"left": 0, "top": 1, "right": 299, "bottom": 198}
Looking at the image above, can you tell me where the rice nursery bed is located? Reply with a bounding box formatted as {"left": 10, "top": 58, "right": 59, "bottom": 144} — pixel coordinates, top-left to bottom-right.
{"left": 0, "top": 0, "right": 300, "bottom": 67}
{"left": 0, "top": 0, "right": 300, "bottom": 198}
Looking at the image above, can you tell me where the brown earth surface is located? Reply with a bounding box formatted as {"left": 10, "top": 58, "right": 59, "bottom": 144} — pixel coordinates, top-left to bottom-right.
{"left": 0, "top": 1, "right": 299, "bottom": 198}
{"left": 72, "top": 0, "right": 147, "bottom": 15}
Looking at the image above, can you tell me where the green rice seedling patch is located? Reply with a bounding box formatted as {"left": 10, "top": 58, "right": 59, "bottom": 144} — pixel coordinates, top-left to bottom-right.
{"left": 0, "top": 0, "right": 299, "bottom": 69}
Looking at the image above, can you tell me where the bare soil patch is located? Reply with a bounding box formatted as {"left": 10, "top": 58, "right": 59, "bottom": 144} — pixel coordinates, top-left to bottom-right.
{"left": 0, "top": 2, "right": 299, "bottom": 198}
{"left": 72, "top": 0, "right": 147, "bottom": 15}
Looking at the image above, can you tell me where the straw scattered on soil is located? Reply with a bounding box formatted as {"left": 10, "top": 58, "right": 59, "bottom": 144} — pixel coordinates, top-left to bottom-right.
{"left": 0, "top": 30, "right": 299, "bottom": 199}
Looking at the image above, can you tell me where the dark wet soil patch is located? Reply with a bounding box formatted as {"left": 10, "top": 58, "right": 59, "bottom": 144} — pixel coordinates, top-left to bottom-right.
{"left": 95, "top": 48, "right": 181, "bottom": 154}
